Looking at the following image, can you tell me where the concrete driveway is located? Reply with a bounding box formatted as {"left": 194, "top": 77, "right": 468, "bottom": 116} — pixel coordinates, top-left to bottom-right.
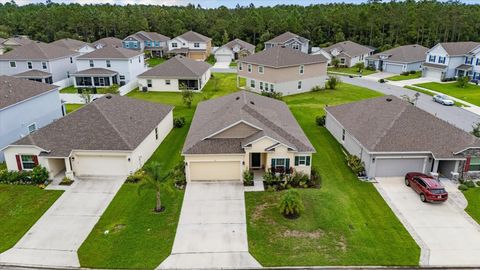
{"left": 0, "top": 175, "right": 125, "bottom": 268}
{"left": 375, "top": 177, "right": 480, "bottom": 266}
{"left": 387, "top": 77, "right": 433, "bottom": 87}
{"left": 158, "top": 182, "right": 260, "bottom": 269}
{"left": 363, "top": 72, "right": 396, "bottom": 81}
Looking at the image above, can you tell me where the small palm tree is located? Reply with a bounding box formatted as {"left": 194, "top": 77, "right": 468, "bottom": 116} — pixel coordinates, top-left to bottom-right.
{"left": 138, "top": 162, "right": 169, "bottom": 212}
{"left": 331, "top": 57, "right": 340, "bottom": 69}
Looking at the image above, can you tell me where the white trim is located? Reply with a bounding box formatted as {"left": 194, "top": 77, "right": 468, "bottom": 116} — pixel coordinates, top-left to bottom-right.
{"left": 243, "top": 135, "right": 297, "bottom": 152}
{"left": 202, "top": 120, "right": 263, "bottom": 140}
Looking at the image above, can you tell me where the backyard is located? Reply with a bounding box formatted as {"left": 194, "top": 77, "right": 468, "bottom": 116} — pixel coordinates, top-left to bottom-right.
{"left": 65, "top": 104, "right": 83, "bottom": 114}
{"left": 386, "top": 71, "right": 422, "bottom": 81}
{"left": 464, "top": 187, "right": 480, "bottom": 225}
{"left": 327, "top": 66, "right": 377, "bottom": 76}
{"left": 147, "top": 57, "right": 166, "bottom": 67}
{"left": 415, "top": 82, "right": 480, "bottom": 106}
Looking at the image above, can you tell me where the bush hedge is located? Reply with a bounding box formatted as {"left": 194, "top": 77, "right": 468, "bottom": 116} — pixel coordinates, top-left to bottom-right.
{"left": 0, "top": 166, "right": 49, "bottom": 185}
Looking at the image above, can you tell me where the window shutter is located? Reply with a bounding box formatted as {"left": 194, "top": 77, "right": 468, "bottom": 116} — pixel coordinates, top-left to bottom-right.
{"left": 286, "top": 158, "right": 290, "bottom": 168}
{"left": 294, "top": 156, "right": 299, "bottom": 166}
{"left": 271, "top": 159, "right": 276, "bottom": 168}
{"left": 15, "top": 155, "right": 22, "bottom": 171}
{"left": 32, "top": 155, "right": 39, "bottom": 166}
{"left": 306, "top": 156, "right": 311, "bottom": 166}
{"left": 465, "top": 157, "right": 471, "bottom": 172}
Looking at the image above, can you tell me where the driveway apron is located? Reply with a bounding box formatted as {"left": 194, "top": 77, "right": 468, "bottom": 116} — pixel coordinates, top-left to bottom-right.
{"left": 0, "top": 176, "right": 125, "bottom": 268}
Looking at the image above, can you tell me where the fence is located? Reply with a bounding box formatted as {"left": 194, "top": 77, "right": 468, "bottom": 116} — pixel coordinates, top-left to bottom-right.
{"left": 54, "top": 77, "right": 73, "bottom": 89}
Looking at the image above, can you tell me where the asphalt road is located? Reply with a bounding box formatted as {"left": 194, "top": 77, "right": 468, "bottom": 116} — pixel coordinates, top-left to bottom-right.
{"left": 341, "top": 76, "right": 480, "bottom": 132}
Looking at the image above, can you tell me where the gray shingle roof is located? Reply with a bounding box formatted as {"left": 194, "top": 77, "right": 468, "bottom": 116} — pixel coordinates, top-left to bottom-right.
{"left": 138, "top": 55, "right": 211, "bottom": 78}
{"left": 131, "top": 31, "right": 170, "bottom": 42}
{"left": 183, "top": 91, "right": 315, "bottom": 155}
{"left": 14, "top": 70, "right": 52, "bottom": 78}
{"left": 240, "top": 46, "right": 327, "bottom": 68}
{"left": 72, "top": 68, "right": 118, "bottom": 76}
{"left": 178, "top": 31, "right": 211, "bottom": 42}
{"left": 92, "top": 37, "right": 123, "bottom": 48}
{"left": 12, "top": 95, "right": 173, "bottom": 157}
{"left": 324, "top": 40, "right": 374, "bottom": 57}
{"left": 78, "top": 45, "right": 142, "bottom": 59}
{"left": 325, "top": 96, "right": 479, "bottom": 158}
{"left": 423, "top": 62, "right": 447, "bottom": 69}
{"left": 266, "top": 32, "right": 309, "bottom": 44}
{"left": 0, "top": 75, "right": 58, "bottom": 110}
{"left": 220, "top": 38, "right": 255, "bottom": 53}
{"left": 366, "top": 44, "right": 428, "bottom": 63}
{"left": 437, "top": 42, "right": 480, "bottom": 56}
{"left": 50, "top": 38, "right": 92, "bottom": 51}
{"left": 0, "top": 42, "right": 78, "bottom": 60}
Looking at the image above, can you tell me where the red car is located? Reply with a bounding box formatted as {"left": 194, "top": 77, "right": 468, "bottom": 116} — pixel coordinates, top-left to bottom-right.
{"left": 405, "top": 172, "right": 448, "bottom": 202}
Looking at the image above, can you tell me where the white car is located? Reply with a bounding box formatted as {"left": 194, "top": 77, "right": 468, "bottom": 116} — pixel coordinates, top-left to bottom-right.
{"left": 433, "top": 94, "right": 454, "bottom": 106}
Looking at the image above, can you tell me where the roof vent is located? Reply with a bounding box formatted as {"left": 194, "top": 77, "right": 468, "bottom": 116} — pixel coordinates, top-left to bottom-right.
{"left": 386, "top": 98, "right": 393, "bottom": 102}
{"left": 106, "top": 94, "right": 112, "bottom": 99}
{"left": 235, "top": 96, "right": 240, "bottom": 100}
{"left": 250, "top": 101, "right": 255, "bottom": 105}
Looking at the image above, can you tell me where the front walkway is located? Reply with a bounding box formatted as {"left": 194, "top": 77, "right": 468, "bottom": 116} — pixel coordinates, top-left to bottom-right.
{"left": 374, "top": 177, "right": 480, "bottom": 267}
{"left": 0, "top": 175, "right": 125, "bottom": 268}
{"left": 158, "top": 182, "right": 260, "bottom": 269}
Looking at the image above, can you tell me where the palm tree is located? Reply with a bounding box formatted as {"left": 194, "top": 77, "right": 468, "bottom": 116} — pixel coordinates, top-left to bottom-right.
{"left": 331, "top": 57, "right": 340, "bottom": 69}
{"left": 138, "top": 162, "right": 169, "bottom": 212}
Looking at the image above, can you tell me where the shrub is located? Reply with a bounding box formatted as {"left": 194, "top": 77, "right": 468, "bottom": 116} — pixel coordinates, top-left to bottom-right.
{"left": 126, "top": 170, "right": 145, "bottom": 183}
{"left": 173, "top": 117, "right": 186, "bottom": 128}
{"left": 401, "top": 71, "right": 410, "bottom": 76}
{"left": 287, "top": 171, "right": 310, "bottom": 188}
{"left": 464, "top": 181, "right": 476, "bottom": 188}
{"left": 278, "top": 189, "right": 304, "bottom": 219}
{"left": 310, "top": 85, "right": 324, "bottom": 92}
{"left": 346, "top": 154, "right": 365, "bottom": 176}
{"left": 458, "top": 184, "right": 469, "bottom": 191}
{"left": 315, "top": 115, "right": 326, "bottom": 126}
{"left": 30, "top": 166, "right": 49, "bottom": 184}
{"left": 366, "top": 66, "right": 376, "bottom": 71}
{"left": 326, "top": 75, "right": 341, "bottom": 89}
{"left": 476, "top": 181, "right": 480, "bottom": 187}
{"left": 308, "top": 168, "right": 322, "bottom": 188}
{"left": 261, "top": 91, "right": 283, "bottom": 100}
{"left": 59, "top": 176, "right": 74, "bottom": 186}
{"left": 457, "top": 76, "right": 470, "bottom": 88}
{"left": 243, "top": 170, "right": 254, "bottom": 186}
{"left": 172, "top": 161, "right": 186, "bottom": 189}
{"left": 0, "top": 166, "right": 48, "bottom": 185}
{"left": 410, "top": 70, "right": 417, "bottom": 75}
{"left": 378, "top": 78, "right": 386, "bottom": 83}
{"left": 181, "top": 88, "right": 194, "bottom": 108}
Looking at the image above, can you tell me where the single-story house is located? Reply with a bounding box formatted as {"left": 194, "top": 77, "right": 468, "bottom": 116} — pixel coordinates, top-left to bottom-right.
{"left": 50, "top": 38, "right": 95, "bottom": 55}
{"left": 182, "top": 90, "right": 315, "bottom": 182}
{"left": 3, "top": 95, "right": 173, "bottom": 178}
{"left": 325, "top": 95, "right": 480, "bottom": 180}
{"left": 366, "top": 44, "right": 429, "bottom": 73}
{"left": 14, "top": 70, "right": 53, "bottom": 84}
{"left": 91, "top": 37, "right": 123, "bottom": 50}
{"left": 138, "top": 55, "right": 211, "bottom": 91}
{"left": 317, "top": 40, "right": 374, "bottom": 67}
{"left": 214, "top": 38, "right": 255, "bottom": 62}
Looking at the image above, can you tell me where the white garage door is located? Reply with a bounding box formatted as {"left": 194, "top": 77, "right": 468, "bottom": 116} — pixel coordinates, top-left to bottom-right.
{"left": 384, "top": 63, "right": 403, "bottom": 74}
{"left": 215, "top": 54, "right": 232, "bottom": 62}
{"left": 423, "top": 68, "right": 442, "bottom": 81}
{"left": 189, "top": 161, "right": 241, "bottom": 181}
{"left": 75, "top": 155, "right": 128, "bottom": 176}
{"left": 375, "top": 158, "right": 425, "bottom": 177}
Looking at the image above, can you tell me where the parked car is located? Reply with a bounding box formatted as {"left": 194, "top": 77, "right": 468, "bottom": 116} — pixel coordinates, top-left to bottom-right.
{"left": 433, "top": 94, "right": 454, "bottom": 106}
{"left": 405, "top": 172, "right": 448, "bottom": 202}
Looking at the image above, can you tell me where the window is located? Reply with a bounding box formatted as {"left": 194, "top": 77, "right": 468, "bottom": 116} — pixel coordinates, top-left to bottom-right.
{"left": 295, "top": 156, "right": 311, "bottom": 166}
{"left": 155, "top": 127, "right": 159, "bottom": 140}
{"left": 172, "top": 42, "right": 178, "bottom": 48}
{"left": 469, "top": 157, "right": 480, "bottom": 171}
{"left": 299, "top": 65, "right": 304, "bottom": 75}
{"left": 28, "top": 123, "right": 36, "bottom": 134}
{"left": 119, "top": 75, "right": 125, "bottom": 80}
{"left": 259, "top": 82, "right": 263, "bottom": 90}
{"left": 360, "top": 54, "right": 364, "bottom": 61}
{"left": 139, "top": 56, "right": 141, "bottom": 63}
{"left": 239, "top": 63, "right": 243, "bottom": 71}
{"left": 89, "top": 60, "right": 94, "bottom": 67}
{"left": 147, "top": 79, "right": 152, "bottom": 87}
{"left": 21, "top": 155, "right": 36, "bottom": 170}
{"left": 340, "top": 58, "right": 346, "bottom": 64}
{"left": 125, "top": 43, "right": 129, "bottom": 48}
{"left": 258, "top": 66, "right": 264, "bottom": 74}
{"left": 250, "top": 79, "right": 255, "bottom": 88}
{"left": 194, "top": 43, "right": 200, "bottom": 48}
{"left": 292, "top": 43, "right": 300, "bottom": 50}
{"left": 270, "top": 84, "right": 274, "bottom": 92}
{"left": 465, "top": 57, "right": 473, "bottom": 65}
{"left": 297, "top": 81, "right": 302, "bottom": 90}
{"left": 42, "top": 62, "right": 47, "bottom": 69}
{"left": 271, "top": 158, "right": 290, "bottom": 171}
{"left": 66, "top": 71, "right": 70, "bottom": 78}
{"left": 264, "top": 83, "right": 268, "bottom": 92}
{"left": 165, "top": 79, "right": 171, "bottom": 85}
{"left": 438, "top": 56, "right": 446, "bottom": 64}
{"left": 429, "top": 55, "right": 436, "bottom": 62}
{"left": 248, "top": 64, "right": 252, "bottom": 73}
{"left": 106, "top": 60, "right": 111, "bottom": 67}
{"left": 70, "top": 57, "right": 73, "bottom": 63}
{"left": 27, "top": 62, "right": 32, "bottom": 69}
{"left": 477, "top": 59, "right": 480, "bottom": 66}
{"left": 342, "top": 129, "right": 346, "bottom": 142}
{"left": 9, "top": 61, "right": 16, "bottom": 68}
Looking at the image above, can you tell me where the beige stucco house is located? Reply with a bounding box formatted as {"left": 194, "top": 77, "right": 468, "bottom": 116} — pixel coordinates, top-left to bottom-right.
{"left": 237, "top": 46, "right": 328, "bottom": 96}
{"left": 3, "top": 95, "right": 173, "bottom": 179}
{"left": 182, "top": 91, "right": 315, "bottom": 182}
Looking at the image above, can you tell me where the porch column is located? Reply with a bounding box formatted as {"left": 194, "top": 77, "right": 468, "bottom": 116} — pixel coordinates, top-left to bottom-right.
{"left": 65, "top": 157, "right": 74, "bottom": 179}
{"left": 454, "top": 160, "right": 460, "bottom": 173}
{"left": 91, "top": 76, "right": 94, "bottom": 87}
{"left": 432, "top": 159, "right": 439, "bottom": 173}
{"left": 108, "top": 76, "right": 112, "bottom": 86}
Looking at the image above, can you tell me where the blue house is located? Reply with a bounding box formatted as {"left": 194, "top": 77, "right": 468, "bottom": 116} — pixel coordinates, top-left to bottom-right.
{"left": 0, "top": 75, "right": 64, "bottom": 162}
{"left": 122, "top": 31, "right": 170, "bottom": 57}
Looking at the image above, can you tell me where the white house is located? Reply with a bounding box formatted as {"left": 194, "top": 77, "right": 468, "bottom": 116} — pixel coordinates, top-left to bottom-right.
{"left": 50, "top": 38, "right": 95, "bottom": 55}
{"left": 423, "top": 41, "right": 480, "bottom": 82}
{"left": 167, "top": 31, "right": 212, "bottom": 61}
{"left": 214, "top": 38, "right": 255, "bottom": 62}
{"left": 264, "top": 32, "right": 310, "bottom": 54}
{"left": 73, "top": 46, "right": 146, "bottom": 88}
{"left": 318, "top": 40, "right": 374, "bottom": 67}
{"left": 0, "top": 75, "right": 63, "bottom": 162}
{"left": 3, "top": 95, "right": 173, "bottom": 179}
{"left": 138, "top": 55, "right": 211, "bottom": 92}
{"left": 366, "top": 44, "right": 429, "bottom": 74}
{"left": 0, "top": 42, "right": 79, "bottom": 83}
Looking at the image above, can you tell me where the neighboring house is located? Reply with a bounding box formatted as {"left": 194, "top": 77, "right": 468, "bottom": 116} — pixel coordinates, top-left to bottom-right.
{"left": 182, "top": 91, "right": 315, "bottom": 182}
{"left": 319, "top": 40, "right": 374, "bottom": 67}
{"left": 325, "top": 95, "right": 480, "bottom": 180}
{"left": 0, "top": 41, "right": 79, "bottom": 83}
{"left": 14, "top": 70, "right": 53, "bottom": 84}
{"left": 423, "top": 41, "right": 480, "bottom": 81}
{"left": 122, "top": 31, "right": 170, "bottom": 57}
{"left": 237, "top": 46, "right": 328, "bottom": 95}
{"left": 3, "top": 95, "right": 173, "bottom": 179}
{"left": 138, "top": 55, "right": 211, "bottom": 92}
{"left": 214, "top": 38, "right": 255, "bottom": 62}
{"left": 167, "top": 31, "right": 212, "bottom": 61}
{"left": 0, "top": 75, "right": 63, "bottom": 162}
{"left": 72, "top": 46, "right": 146, "bottom": 88}
{"left": 366, "top": 44, "right": 429, "bottom": 73}
{"left": 92, "top": 37, "right": 123, "bottom": 49}
{"left": 50, "top": 38, "right": 95, "bottom": 55}
{"left": 264, "top": 32, "right": 310, "bottom": 54}
{"left": 1, "top": 36, "right": 33, "bottom": 51}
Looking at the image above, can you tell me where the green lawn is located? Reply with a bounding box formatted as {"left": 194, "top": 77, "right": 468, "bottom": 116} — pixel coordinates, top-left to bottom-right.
{"left": 386, "top": 71, "right": 421, "bottom": 81}
{"left": 327, "top": 66, "right": 377, "bottom": 76}
{"left": 229, "top": 61, "right": 238, "bottom": 67}
{"left": 147, "top": 57, "right": 166, "bottom": 67}
{"left": 60, "top": 85, "right": 77, "bottom": 93}
{"left": 403, "top": 86, "right": 468, "bottom": 107}
{"left": 78, "top": 73, "right": 239, "bottom": 269}
{"left": 245, "top": 83, "right": 420, "bottom": 266}
{"left": 464, "top": 187, "right": 480, "bottom": 225}
{"left": 65, "top": 104, "right": 83, "bottom": 114}
{"left": 414, "top": 82, "right": 480, "bottom": 106}
{"left": 0, "top": 185, "right": 62, "bottom": 253}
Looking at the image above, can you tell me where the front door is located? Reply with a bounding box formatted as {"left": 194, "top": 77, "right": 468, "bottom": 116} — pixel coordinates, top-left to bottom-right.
{"left": 251, "top": 153, "right": 261, "bottom": 168}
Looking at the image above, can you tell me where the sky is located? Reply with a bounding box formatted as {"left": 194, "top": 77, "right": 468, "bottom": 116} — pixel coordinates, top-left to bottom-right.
{"left": 0, "top": 0, "right": 478, "bottom": 7}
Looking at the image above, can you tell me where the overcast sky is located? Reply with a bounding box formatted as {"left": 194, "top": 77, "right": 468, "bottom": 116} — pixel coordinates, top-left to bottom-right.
{"left": 0, "top": 0, "right": 478, "bottom": 7}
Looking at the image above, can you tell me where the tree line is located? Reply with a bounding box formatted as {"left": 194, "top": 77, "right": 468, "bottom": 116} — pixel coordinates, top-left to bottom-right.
{"left": 0, "top": 0, "right": 479, "bottom": 51}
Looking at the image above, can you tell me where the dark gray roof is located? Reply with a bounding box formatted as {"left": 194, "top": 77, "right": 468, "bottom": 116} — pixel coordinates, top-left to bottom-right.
{"left": 324, "top": 40, "right": 374, "bottom": 57}
{"left": 12, "top": 95, "right": 173, "bottom": 157}
{"left": 456, "top": 64, "right": 473, "bottom": 71}
{"left": 241, "top": 46, "right": 327, "bottom": 68}
{"left": 266, "top": 32, "right": 309, "bottom": 44}
{"left": 0, "top": 75, "right": 58, "bottom": 110}
{"left": 423, "top": 62, "right": 447, "bottom": 69}
{"left": 50, "top": 38, "right": 92, "bottom": 51}
{"left": 14, "top": 70, "right": 52, "bottom": 78}
{"left": 92, "top": 37, "right": 123, "bottom": 48}
{"left": 178, "top": 31, "right": 211, "bottom": 42}
{"left": 139, "top": 56, "right": 211, "bottom": 78}
{"left": 128, "top": 31, "right": 170, "bottom": 42}
{"left": 78, "top": 45, "right": 142, "bottom": 59}
{"left": 0, "top": 41, "right": 78, "bottom": 60}
{"left": 366, "top": 44, "right": 428, "bottom": 63}
{"left": 437, "top": 42, "right": 480, "bottom": 56}
{"left": 183, "top": 91, "right": 315, "bottom": 155}
{"left": 72, "top": 68, "right": 118, "bottom": 76}
{"left": 220, "top": 39, "right": 255, "bottom": 53}
{"left": 325, "top": 96, "right": 480, "bottom": 158}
